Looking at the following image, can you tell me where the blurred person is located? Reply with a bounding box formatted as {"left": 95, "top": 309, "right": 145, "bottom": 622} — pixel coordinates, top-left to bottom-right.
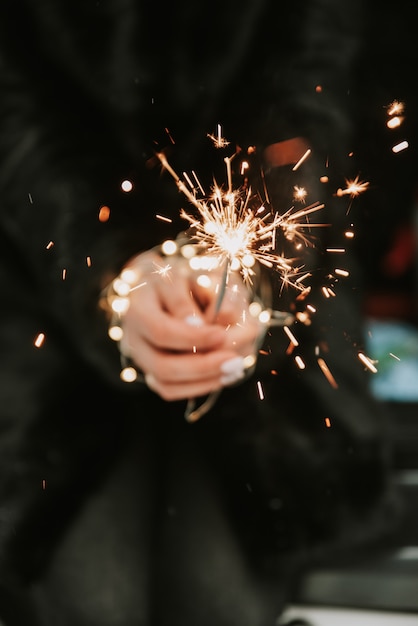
{"left": 0, "top": 1, "right": 397, "bottom": 625}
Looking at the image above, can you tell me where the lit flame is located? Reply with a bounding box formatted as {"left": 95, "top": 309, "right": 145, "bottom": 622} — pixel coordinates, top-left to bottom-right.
{"left": 157, "top": 147, "right": 323, "bottom": 290}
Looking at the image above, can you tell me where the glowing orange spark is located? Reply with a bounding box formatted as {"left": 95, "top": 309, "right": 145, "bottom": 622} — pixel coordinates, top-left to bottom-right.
{"left": 317, "top": 357, "right": 338, "bottom": 388}
{"left": 293, "top": 185, "right": 307, "bottom": 203}
{"left": 358, "top": 351, "right": 378, "bottom": 373}
{"left": 284, "top": 325, "right": 299, "bottom": 346}
{"left": 387, "top": 100, "right": 405, "bottom": 116}
{"left": 156, "top": 214, "right": 172, "bottom": 223}
{"left": 207, "top": 124, "right": 230, "bottom": 149}
{"left": 334, "top": 268, "right": 349, "bottom": 277}
{"left": 257, "top": 380, "right": 264, "bottom": 400}
{"left": 292, "top": 149, "right": 311, "bottom": 171}
{"left": 387, "top": 116, "right": 403, "bottom": 129}
{"left": 34, "top": 332, "right": 45, "bottom": 348}
{"left": 295, "top": 355, "right": 305, "bottom": 369}
{"left": 337, "top": 175, "right": 369, "bottom": 198}
{"left": 392, "top": 140, "right": 409, "bottom": 153}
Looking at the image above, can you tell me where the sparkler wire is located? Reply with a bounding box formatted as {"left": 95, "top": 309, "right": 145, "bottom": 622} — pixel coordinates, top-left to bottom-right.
{"left": 184, "top": 258, "right": 229, "bottom": 422}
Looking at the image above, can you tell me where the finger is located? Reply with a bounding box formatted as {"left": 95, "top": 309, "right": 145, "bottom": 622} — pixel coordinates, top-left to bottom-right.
{"left": 125, "top": 284, "right": 224, "bottom": 352}
{"left": 125, "top": 334, "right": 247, "bottom": 395}
{"left": 144, "top": 372, "right": 224, "bottom": 402}
{"left": 144, "top": 357, "right": 247, "bottom": 402}
{"left": 150, "top": 266, "right": 206, "bottom": 322}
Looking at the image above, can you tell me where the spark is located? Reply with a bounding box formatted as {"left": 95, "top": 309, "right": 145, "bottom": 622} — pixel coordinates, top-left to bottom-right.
{"left": 387, "top": 100, "right": 405, "bottom": 117}
{"left": 292, "top": 148, "right": 311, "bottom": 171}
{"left": 389, "top": 352, "right": 401, "bottom": 361}
{"left": 153, "top": 262, "right": 172, "bottom": 278}
{"left": 257, "top": 380, "right": 264, "bottom": 400}
{"left": 129, "top": 281, "right": 147, "bottom": 293}
{"left": 358, "top": 351, "right": 378, "bottom": 373}
{"left": 207, "top": 124, "right": 230, "bottom": 149}
{"left": 321, "top": 286, "right": 336, "bottom": 298}
{"left": 337, "top": 175, "right": 369, "bottom": 198}
{"left": 183, "top": 171, "right": 195, "bottom": 189}
{"left": 317, "top": 357, "right": 338, "bottom": 388}
{"left": 334, "top": 268, "right": 349, "bottom": 277}
{"left": 387, "top": 116, "right": 403, "bottom": 129}
{"left": 165, "top": 127, "right": 175, "bottom": 144}
{"left": 392, "top": 140, "right": 409, "bottom": 153}
{"left": 34, "top": 332, "right": 45, "bottom": 348}
{"left": 324, "top": 417, "right": 331, "bottom": 428}
{"left": 241, "top": 161, "right": 250, "bottom": 176}
{"left": 156, "top": 214, "right": 172, "bottom": 223}
{"left": 293, "top": 185, "right": 307, "bottom": 203}
{"left": 191, "top": 171, "right": 205, "bottom": 196}
{"left": 157, "top": 150, "right": 323, "bottom": 290}
{"left": 295, "top": 355, "right": 306, "bottom": 369}
{"left": 283, "top": 325, "right": 299, "bottom": 346}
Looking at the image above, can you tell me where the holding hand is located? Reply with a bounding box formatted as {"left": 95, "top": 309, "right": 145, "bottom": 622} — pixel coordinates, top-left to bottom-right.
{"left": 108, "top": 249, "right": 269, "bottom": 404}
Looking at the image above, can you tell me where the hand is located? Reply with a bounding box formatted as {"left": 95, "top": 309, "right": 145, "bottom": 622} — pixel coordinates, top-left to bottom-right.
{"left": 118, "top": 250, "right": 267, "bottom": 402}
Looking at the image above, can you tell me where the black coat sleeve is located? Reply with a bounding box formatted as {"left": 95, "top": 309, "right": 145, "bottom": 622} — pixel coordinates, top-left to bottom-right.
{"left": 0, "top": 0, "right": 398, "bottom": 589}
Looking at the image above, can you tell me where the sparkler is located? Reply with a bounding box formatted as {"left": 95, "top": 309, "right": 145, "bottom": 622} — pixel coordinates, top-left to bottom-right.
{"left": 155, "top": 135, "right": 330, "bottom": 421}
{"left": 105, "top": 127, "right": 374, "bottom": 421}
{"left": 156, "top": 149, "right": 324, "bottom": 293}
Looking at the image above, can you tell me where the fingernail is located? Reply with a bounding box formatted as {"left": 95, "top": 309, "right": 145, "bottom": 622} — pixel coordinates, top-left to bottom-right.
{"left": 184, "top": 314, "right": 204, "bottom": 327}
{"left": 221, "top": 370, "right": 246, "bottom": 386}
{"left": 144, "top": 373, "right": 157, "bottom": 390}
{"left": 220, "top": 356, "right": 245, "bottom": 377}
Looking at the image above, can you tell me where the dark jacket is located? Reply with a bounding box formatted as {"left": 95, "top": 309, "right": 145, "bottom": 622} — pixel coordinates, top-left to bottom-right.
{"left": 0, "top": 0, "right": 395, "bottom": 600}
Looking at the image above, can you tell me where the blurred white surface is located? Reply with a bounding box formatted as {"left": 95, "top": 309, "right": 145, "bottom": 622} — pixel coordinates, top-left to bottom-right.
{"left": 1, "top": 607, "right": 418, "bottom": 626}
{"left": 278, "top": 605, "right": 418, "bottom": 625}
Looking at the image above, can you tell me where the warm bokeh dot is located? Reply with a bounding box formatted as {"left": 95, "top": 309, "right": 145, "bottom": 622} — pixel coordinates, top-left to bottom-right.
{"left": 98, "top": 205, "right": 111, "bottom": 222}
